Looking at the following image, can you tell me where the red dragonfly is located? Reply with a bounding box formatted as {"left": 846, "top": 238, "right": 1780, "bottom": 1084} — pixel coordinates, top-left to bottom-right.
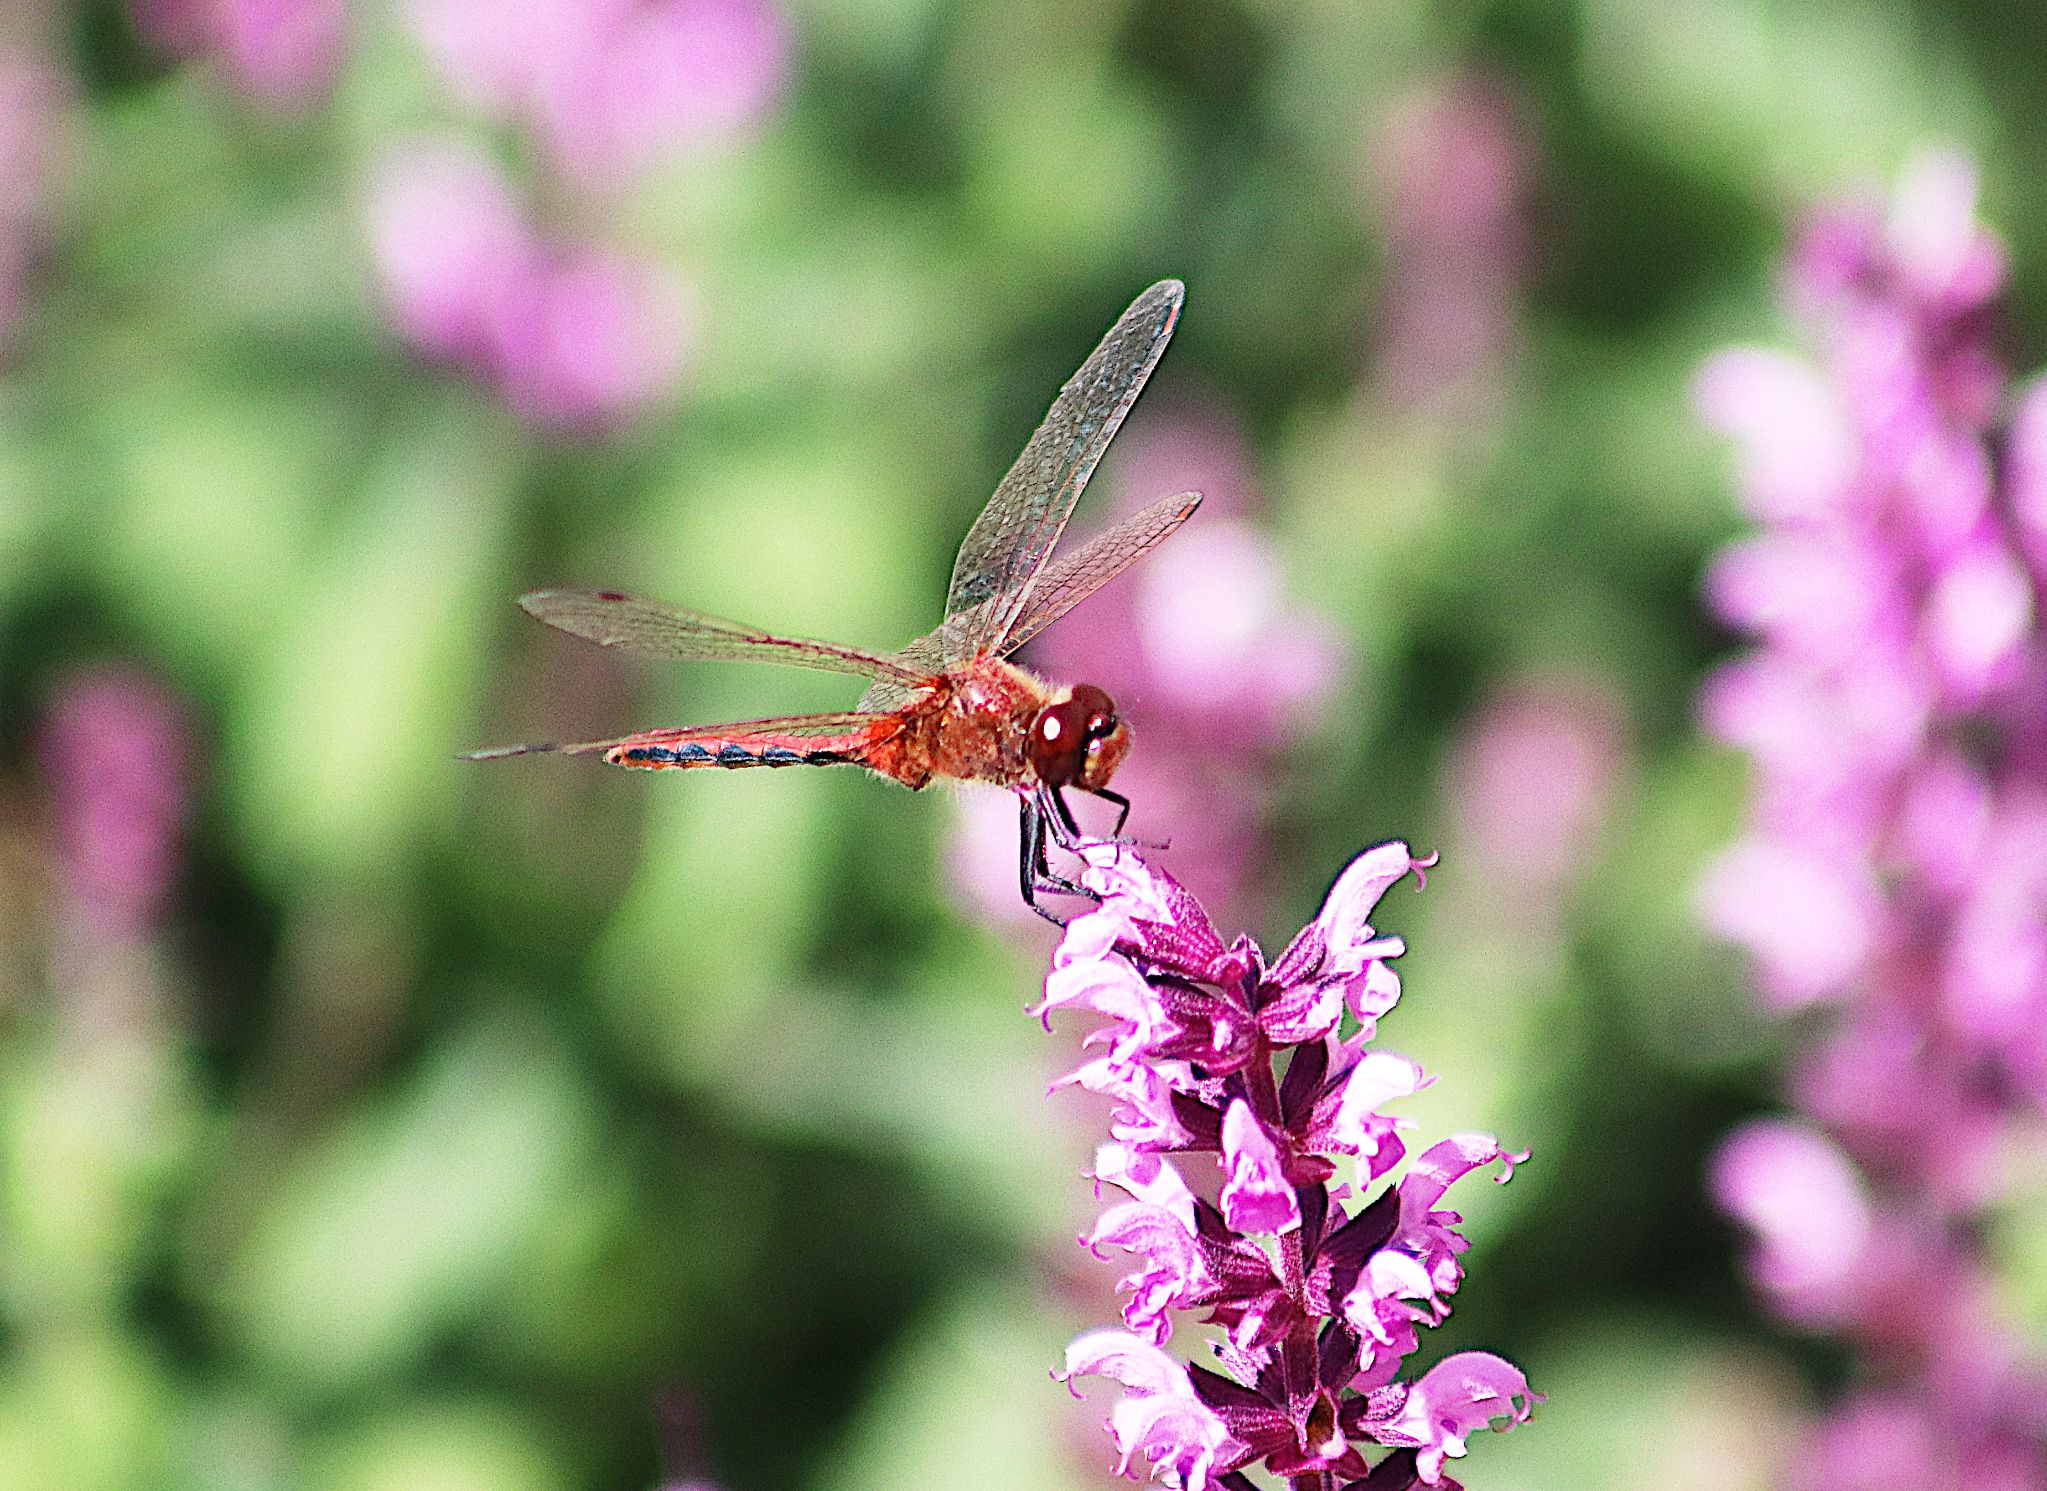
{"left": 467, "top": 280, "right": 1199, "bottom": 917}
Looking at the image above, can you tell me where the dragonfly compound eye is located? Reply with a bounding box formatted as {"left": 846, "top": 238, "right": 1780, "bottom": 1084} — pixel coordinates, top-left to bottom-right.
{"left": 1028, "top": 696, "right": 1091, "bottom": 788}
{"left": 1069, "top": 684, "right": 1130, "bottom": 790}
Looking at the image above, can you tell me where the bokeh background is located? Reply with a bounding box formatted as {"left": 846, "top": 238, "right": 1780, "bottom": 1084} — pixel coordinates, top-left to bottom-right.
{"left": 4, "top": 2, "right": 2045, "bottom": 1489}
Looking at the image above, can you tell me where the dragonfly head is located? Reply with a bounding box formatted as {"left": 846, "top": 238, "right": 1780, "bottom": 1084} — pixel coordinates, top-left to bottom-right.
{"left": 1029, "top": 683, "right": 1130, "bottom": 794}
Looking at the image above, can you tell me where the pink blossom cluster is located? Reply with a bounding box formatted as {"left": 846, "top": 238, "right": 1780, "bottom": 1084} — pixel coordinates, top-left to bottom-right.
{"left": 400, "top": 0, "right": 788, "bottom": 188}
{"left": 1365, "top": 75, "right": 1530, "bottom": 420}
{"left": 1697, "top": 151, "right": 2047, "bottom": 1490}
{"left": 38, "top": 666, "right": 194, "bottom": 943}
{"left": 1039, "top": 842, "right": 1538, "bottom": 1490}
{"left": 131, "top": 0, "right": 347, "bottom": 107}
{"left": 360, "top": 0, "right": 786, "bottom": 431}
{"left": 365, "top": 140, "right": 695, "bottom": 432}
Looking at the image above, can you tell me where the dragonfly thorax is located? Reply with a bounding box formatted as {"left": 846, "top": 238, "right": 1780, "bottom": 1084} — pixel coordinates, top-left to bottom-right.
{"left": 1028, "top": 683, "right": 1130, "bottom": 792}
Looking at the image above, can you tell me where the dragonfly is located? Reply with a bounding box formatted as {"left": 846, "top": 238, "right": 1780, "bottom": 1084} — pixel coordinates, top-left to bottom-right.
{"left": 467, "top": 279, "right": 1200, "bottom": 918}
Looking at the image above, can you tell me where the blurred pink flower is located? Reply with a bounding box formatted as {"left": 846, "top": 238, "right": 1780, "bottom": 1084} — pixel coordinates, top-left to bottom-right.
{"left": 400, "top": 0, "right": 788, "bottom": 186}
{"left": 540, "top": 0, "right": 790, "bottom": 184}
{"left": 365, "top": 139, "right": 693, "bottom": 431}
{"left": 490, "top": 245, "right": 695, "bottom": 430}
{"left": 1695, "top": 837, "right": 1877, "bottom": 1009}
{"left": 37, "top": 666, "right": 193, "bottom": 942}
{"left": 132, "top": 0, "right": 346, "bottom": 107}
{"left": 1365, "top": 76, "right": 1531, "bottom": 418}
{"left": 1444, "top": 676, "right": 1625, "bottom": 901}
{"left": 0, "top": 55, "right": 68, "bottom": 353}
{"left": 1709, "top": 1119, "right": 1870, "bottom": 1320}
{"left": 1700, "top": 150, "right": 2047, "bottom": 1487}
{"left": 366, "top": 141, "right": 533, "bottom": 366}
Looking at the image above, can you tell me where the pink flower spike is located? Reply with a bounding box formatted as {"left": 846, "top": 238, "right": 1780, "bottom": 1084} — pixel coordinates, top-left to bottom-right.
{"left": 1037, "top": 843, "right": 1536, "bottom": 1484}
{"left": 1220, "top": 1100, "right": 1301, "bottom": 1235}
{"left": 1700, "top": 153, "right": 2047, "bottom": 1479}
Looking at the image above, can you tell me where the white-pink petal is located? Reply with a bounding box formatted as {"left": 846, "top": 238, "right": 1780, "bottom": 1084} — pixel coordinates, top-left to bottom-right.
{"left": 1220, "top": 1099, "right": 1301, "bottom": 1235}
{"left": 1316, "top": 842, "right": 1428, "bottom": 960}
{"left": 1330, "top": 1051, "right": 1427, "bottom": 1153}
{"left": 1381, "top": 1351, "right": 1541, "bottom": 1482}
{"left": 1036, "top": 952, "right": 1157, "bottom": 1027}
{"left": 1094, "top": 1144, "right": 1200, "bottom": 1232}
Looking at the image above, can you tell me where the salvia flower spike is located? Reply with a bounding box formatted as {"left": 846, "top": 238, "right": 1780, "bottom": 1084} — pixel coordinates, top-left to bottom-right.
{"left": 1038, "top": 841, "right": 1539, "bottom": 1490}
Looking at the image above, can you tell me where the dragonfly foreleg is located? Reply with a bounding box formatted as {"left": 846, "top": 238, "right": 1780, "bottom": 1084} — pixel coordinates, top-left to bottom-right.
{"left": 1020, "top": 790, "right": 1091, "bottom": 925}
{"left": 1039, "top": 783, "right": 1084, "bottom": 847}
{"left": 1083, "top": 786, "right": 1132, "bottom": 837}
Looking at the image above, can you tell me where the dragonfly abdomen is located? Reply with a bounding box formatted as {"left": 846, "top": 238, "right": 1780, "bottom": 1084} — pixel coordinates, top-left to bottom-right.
{"left": 607, "top": 739, "right": 864, "bottom": 770}
{"left": 601, "top": 717, "right": 902, "bottom": 773}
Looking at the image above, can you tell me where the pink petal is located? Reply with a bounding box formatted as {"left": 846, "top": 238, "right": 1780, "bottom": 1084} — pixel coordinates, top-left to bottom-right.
{"left": 1220, "top": 1099, "right": 1300, "bottom": 1235}
{"left": 1710, "top": 1118, "right": 1870, "bottom": 1318}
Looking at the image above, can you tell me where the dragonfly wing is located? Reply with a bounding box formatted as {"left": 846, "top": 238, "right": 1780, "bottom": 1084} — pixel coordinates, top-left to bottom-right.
{"left": 463, "top": 711, "right": 896, "bottom": 764}
{"left": 520, "top": 589, "right": 922, "bottom": 682}
{"left": 993, "top": 491, "right": 1201, "bottom": 656}
{"left": 858, "top": 491, "right": 1201, "bottom": 704}
{"left": 940, "top": 280, "right": 1184, "bottom": 663}
{"left": 855, "top": 641, "right": 948, "bottom": 712}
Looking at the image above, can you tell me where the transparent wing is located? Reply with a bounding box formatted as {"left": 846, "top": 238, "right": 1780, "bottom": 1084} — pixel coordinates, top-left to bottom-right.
{"left": 519, "top": 589, "right": 922, "bottom": 683}
{"left": 461, "top": 711, "right": 892, "bottom": 761}
{"left": 994, "top": 491, "right": 1201, "bottom": 655}
{"left": 939, "top": 280, "right": 1184, "bottom": 663}
{"left": 855, "top": 642, "right": 948, "bottom": 713}
{"left": 855, "top": 491, "right": 1201, "bottom": 709}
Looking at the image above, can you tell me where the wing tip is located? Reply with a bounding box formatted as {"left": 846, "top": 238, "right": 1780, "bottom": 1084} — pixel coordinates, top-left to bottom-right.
{"left": 456, "top": 741, "right": 562, "bottom": 761}
{"left": 1140, "top": 279, "right": 1185, "bottom": 328}
{"left": 518, "top": 587, "right": 575, "bottom": 615}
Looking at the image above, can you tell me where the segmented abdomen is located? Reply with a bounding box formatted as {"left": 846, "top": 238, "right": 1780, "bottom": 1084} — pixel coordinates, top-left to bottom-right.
{"left": 602, "top": 730, "right": 879, "bottom": 772}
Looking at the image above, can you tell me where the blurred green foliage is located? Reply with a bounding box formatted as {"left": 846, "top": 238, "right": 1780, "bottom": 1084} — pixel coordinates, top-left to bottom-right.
{"left": 5, "top": 2, "right": 2047, "bottom": 1490}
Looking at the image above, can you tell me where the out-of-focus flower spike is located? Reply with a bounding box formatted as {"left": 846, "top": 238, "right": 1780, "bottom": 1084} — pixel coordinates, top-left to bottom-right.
{"left": 1700, "top": 149, "right": 2047, "bottom": 1482}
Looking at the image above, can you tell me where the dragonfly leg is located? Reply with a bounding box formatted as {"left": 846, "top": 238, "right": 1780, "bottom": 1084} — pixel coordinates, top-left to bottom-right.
{"left": 1020, "top": 791, "right": 1090, "bottom": 924}
{"left": 1085, "top": 786, "right": 1132, "bottom": 837}
{"left": 1040, "top": 783, "right": 1084, "bottom": 847}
